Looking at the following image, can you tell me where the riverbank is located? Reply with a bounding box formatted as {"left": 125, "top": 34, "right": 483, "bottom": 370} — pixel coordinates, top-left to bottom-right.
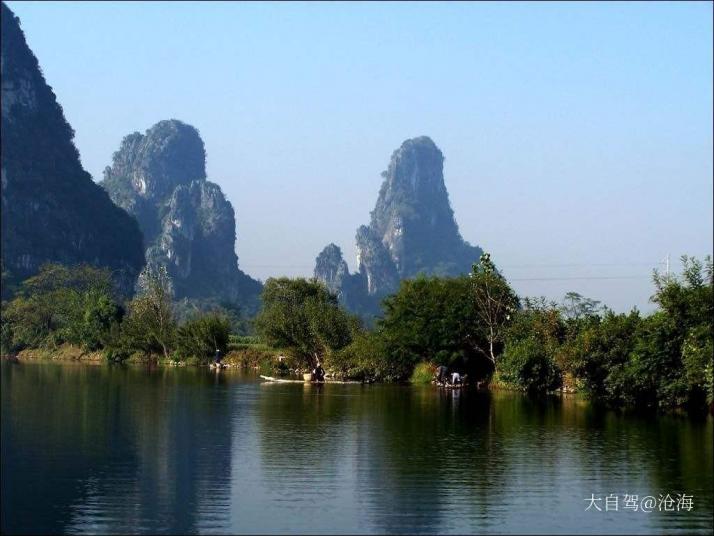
{"left": 3, "top": 347, "right": 581, "bottom": 392}
{"left": 6, "top": 343, "right": 292, "bottom": 374}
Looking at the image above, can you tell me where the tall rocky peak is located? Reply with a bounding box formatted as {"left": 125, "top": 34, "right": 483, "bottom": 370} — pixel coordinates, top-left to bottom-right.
{"left": 313, "top": 243, "right": 369, "bottom": 316}
{"left": 105, "top": 120, "right": 206, "bottom": 202}
{"left": 0, "top": 2, "right": 145, "bottom": 296}
{"left": 314, "top": 136, "right": 482, "bottom": 318}
{"left": 314, "top": 243, "right": 350, "bottom": 295}
{"left": 367, "top": 136, "right": 480, "bottom": 279}
{"left": 102, "top": 119, "right": 261, "bottom": 310}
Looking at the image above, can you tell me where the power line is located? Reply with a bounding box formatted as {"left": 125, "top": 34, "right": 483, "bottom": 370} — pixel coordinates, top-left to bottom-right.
{"left": 509, "top": 275, "right": 652, "bottom": 282}
{"left": 240, "top": 261, "right": 666, "bottom": 269}
{"left": 501, "top": 262, "right": 664, "bottom": 268}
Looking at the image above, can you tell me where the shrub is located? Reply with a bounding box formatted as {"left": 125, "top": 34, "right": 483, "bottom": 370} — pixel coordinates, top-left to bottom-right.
{"left": 176, "top": 313, "right": 231, "bottom": 362}
{"left": 410, "top": 362, "right": 435, "bottom": 384}
{"left": 497, "top": 337, "right": 562, "bottom": 393}
{"left": 327, "top": 331, "right": 398, "bottom": 381}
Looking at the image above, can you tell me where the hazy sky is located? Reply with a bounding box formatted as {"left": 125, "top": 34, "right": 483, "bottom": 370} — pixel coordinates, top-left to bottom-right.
{"left": 8, "top": 1, "right": 713, "bottom": 312}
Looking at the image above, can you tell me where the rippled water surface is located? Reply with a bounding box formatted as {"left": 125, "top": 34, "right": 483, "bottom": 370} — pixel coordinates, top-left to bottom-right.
{"left": 1, "top": 361, "right": 712, "bottom": 534}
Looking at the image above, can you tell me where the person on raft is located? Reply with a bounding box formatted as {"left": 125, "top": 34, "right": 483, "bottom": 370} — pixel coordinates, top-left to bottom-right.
{"left": 435, "top": 365, "right": 449, "bottom": 384}
{"left": 313, "top": 362, "right": 326, "bottom": 382}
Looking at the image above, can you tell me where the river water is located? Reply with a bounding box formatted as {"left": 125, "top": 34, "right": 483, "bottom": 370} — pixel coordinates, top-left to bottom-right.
{"left": 1, "top": 361, "right": 712, "bottom": 534}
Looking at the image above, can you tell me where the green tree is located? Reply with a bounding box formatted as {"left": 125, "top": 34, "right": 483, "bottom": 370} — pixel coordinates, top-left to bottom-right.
{"left": 499, "top": 297, "right": 565, "bottom": 393}
{"left": 176, "top": 313, "right": 231, "bottom": 362}
{"left": 563, "top": 309, "right": 642, "bottom": 404}
{"left": 497, "top": 336, "right": 562, "bottom": 393}
{"left": 255, "top": 277, "right": 354, "bottom": 369}
{"left": 377, "top": 275, "right": 478, "bottom": 380}
{"left": 122, "top": 265, "right": 176, "bottom": 359}
{"left": 633, "top": 255, "right": 714, "bottom": 409}
{"left": 470, "top": 252, "right": 519, "bottom": 364}
{"left": 328, "top": 330, "right": 390, "bottom": 381}
{"left": 0, "top": 264, "right": 121, "bottom": 353}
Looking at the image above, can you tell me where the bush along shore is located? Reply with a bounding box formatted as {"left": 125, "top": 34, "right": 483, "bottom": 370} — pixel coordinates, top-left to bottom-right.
{"left": 2, "top": 254, "right": 712, "bottom": 413}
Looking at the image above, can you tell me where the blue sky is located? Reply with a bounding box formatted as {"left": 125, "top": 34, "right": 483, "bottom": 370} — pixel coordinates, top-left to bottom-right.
{"left": 7, "top": 1, "right": 713, "bottom": 312}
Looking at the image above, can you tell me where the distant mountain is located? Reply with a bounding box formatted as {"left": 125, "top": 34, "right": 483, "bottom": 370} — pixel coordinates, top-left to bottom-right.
{"left": 101, "top": 119, "right": 261, "bottom": 313}
{"left": 0, "top": 2, "right": 145, "bottom": 297}
{"left": 314, "top": 136, "right": 482, "bottom": 317}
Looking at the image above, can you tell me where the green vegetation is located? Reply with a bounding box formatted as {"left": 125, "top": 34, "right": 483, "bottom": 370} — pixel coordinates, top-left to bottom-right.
{"left": 2, "top": 263, "right": 245, "bottom": 365}
{"left": 410, "top": 362, "right": 436, "bottom": 384}
{"left": 1, "top": 264, "right": 122, "bottom": 353}
{"left": 254, "top": 277, "right": 358, "bottom": 370}
{"left": 469, "top": 253, "right": 520, "bottom": 364}
{"left": 375, "top": 275, "right": 479, "bottom": 380}
{"left": 2, "top": 254, "right": 711, "bottom": 413}
{"left": 176, "top": 313, "right": 231, "bottom": 362}
{"left": 493, "top": 256, "right": 713, "bottom": 412}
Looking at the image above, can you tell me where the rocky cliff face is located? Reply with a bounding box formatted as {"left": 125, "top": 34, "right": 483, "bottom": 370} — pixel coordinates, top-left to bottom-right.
{"left": 101, "top": 119, "right": 261, "bottom": 311}
{"left": 314, "top": 136, "right": 482, "bottom": 316}
{"left": 0, "top": 2, "right": 145, "bottom": 297}
{"left": 314, "top": 243, "right": 367, "bottom": 314}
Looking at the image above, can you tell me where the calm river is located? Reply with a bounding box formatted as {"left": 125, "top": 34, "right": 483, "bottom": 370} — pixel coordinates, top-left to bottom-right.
{"left": 1, "top": 361, "right": 712, "bottom": 535}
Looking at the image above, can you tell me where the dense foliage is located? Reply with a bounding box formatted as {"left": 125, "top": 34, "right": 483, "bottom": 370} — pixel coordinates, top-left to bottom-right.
{"left": 176, "top": 313, "right": 231, "bottom": 361}
{"left": 255, "top": 277, "right": 357, "bottom": 369}
{"left": 375, "top": 275, "right": 480, "bottom": 380}
{"left": 496, "top": 256, "right": 713, "bottom": 411}
{"left": 1, "top": 264, "right": 122, "bottom": 353}
{"left": 2, "top": 264, "right": 241, "bottom": 365}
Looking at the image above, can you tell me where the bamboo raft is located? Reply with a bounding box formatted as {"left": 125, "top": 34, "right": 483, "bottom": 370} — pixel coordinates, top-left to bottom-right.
{"left": 433, "top": 381, "right": 467, "bottom": 389}
{"left": 259, "top": 375, "right": 362, "bottom": 385}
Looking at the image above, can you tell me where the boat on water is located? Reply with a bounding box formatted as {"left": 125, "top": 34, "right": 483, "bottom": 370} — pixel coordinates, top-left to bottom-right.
{"left": 259, "top": 375, "right": 361, "bottom": 385}
{"left": 433, "top": 380, "right": 467, "bottom": 389}
{"left": 260, "top": 374, "right": 309, "bottom": 383}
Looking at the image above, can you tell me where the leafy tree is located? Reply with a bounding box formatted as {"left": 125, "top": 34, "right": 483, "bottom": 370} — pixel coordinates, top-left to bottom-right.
{"left": 562, "top": 310, "right": 642, "bottom": 403}
{"left": 681, "top": 324, "right": 714, "bottom": 406}
{"left": 631, "top": 255, "right": 714, "bottom": 409}
{"left": 255, "top": 277, "right": 354, "bottom": 369}
{"left": 0, "top": 264, "right": 121, "bottom": 353}
{"left": 176, "top": 312, "right": 231, "bottom": 362}
{"left": 122, "top": 265, "right": 176, "bottom": 358}
{"left": 328, "top": 330, "right": 391, "bottom": 381}
{"left": 173, "top": 298, "right": 252, "bottom": 335}
{"left": 469, "top": 252, "right": 519, "bottom": 364}
{"left": 497, "top": 336, "right": 562, "bottom": 393}
{"left": 499, "top": 297, "right": 565, "bottom": 392}
{"left": 508, "top": 297, "right": 565, "bottom": 352}
{"left": 376, "top": 275, "right": 481, "bottom": 380}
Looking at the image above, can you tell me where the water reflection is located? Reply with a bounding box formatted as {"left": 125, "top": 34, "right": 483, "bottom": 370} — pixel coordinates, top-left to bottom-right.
{"left": 1, "top": 362, "right": 712, "bottom": 535}
{"left": 1, "top": 363, "right": 234, "bottom": 534}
